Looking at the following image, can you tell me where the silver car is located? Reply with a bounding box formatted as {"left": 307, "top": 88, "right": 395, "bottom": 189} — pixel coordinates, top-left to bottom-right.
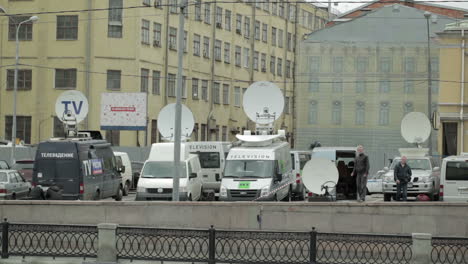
{"left": 0, "top": 170, "right": 31, "bottom": 200}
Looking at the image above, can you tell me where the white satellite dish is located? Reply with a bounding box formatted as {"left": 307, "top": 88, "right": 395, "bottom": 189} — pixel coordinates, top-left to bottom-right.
{"left": 243, "top": 81, "right": 284, "bottom": 125}
{"left": 157, "top": 103, "right": 195, "bottom": 141}
{"left": 55, "top": 90, "right": 89, "bottom": 124}
{"left": 302, "top": 158, "right": 339, "bottom": 195}
{"left": 401, "top": 112, "right": 431, "bottom": 144}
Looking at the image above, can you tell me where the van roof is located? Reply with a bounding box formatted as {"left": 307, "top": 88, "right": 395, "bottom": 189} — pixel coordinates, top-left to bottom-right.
{"left": 148, "top": 143, "right": 189, "bottom": 161}
{"left": 291, "top": 150, "right": 311, "bottom": 154}
{"left": 312, "top": 147, "right": 357, "bottom": 151}
{"left": 443, "top": 155, "right": 468, "bottom": 161}
{"left": 43, "top": 138, "right": 109, "bottom": 146}
{"left": 231, "top": 141, "right": 289, "bottom": 152}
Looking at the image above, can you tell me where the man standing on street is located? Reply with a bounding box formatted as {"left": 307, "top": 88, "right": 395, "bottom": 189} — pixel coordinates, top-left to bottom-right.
{"left": 353, "top": 145, "right": 370, "bottom": 202}
{"left": 394, "top": 156, "right": 412, "bottom": 201}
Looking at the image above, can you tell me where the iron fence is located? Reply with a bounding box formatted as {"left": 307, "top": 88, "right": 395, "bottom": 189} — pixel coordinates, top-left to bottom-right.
{"left": 432, "top": 236, "right": 468, "bottom": 264}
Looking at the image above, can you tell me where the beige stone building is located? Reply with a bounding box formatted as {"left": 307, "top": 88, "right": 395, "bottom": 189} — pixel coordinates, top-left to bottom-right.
{"left": 0, "top": 0, "right": 328, "bottom": 146}
{"left": 436, "top": 21, "right": 468, "bottom": 156}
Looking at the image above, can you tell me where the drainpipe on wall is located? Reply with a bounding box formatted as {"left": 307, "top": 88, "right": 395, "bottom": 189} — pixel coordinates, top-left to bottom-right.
{"left": 84, "top": 0, "right": 92, "bottom": 130}
{"left": 208, "top": 1, "right": 217, "bottom": 140}
{"left": 460, "top": 28, "right": 465, "bottom": 154}
{"left": 163, "top": 4, "right": 170, "bottom": 107}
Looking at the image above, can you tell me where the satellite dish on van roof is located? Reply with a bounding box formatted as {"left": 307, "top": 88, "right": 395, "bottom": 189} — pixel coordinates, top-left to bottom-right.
{"left": 302, "top": 158, "right": 339, "bottom": 195}
{"left": 55, "top": 90, "right": 89, "bottom": 124}
{"left": 401, "top": 112, "right": 431, "bottom": 144}
{"left": 243, "top": 81, "right": 284, "bottom": 125}
{"left": 157, "top": 103, "right": 195, "bottom": 141}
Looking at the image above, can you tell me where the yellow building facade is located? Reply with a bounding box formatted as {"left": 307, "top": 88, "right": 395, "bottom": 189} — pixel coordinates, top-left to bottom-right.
{"left": 0, "top": 0, "right": 328, "bottom": 146}
{"left": 436, "top": 21, "right": 468, "bottom": 156}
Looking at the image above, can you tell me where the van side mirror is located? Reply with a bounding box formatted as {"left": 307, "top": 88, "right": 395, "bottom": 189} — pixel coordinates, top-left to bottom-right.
{"left": 433, "top": 167, "right": 440, "bottom": 172}
{"left": 274, "top": 173, "right": 282, "bottom": 182}
{"left": 118, "top": 165, "right": 125, "bottom": 173}
{"left": 189, "top": 173, "right": 197, "bottom": 179}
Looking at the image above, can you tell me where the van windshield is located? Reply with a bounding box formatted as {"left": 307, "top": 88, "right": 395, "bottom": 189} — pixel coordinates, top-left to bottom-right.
{"left": 224, "top": 160, "right": 274, "bottom": 178}
{"left": 390, "top": 159, "right": 431, "bottom": 170}
{"left": 142, "top": 161, "right": 187, "bottom": 178}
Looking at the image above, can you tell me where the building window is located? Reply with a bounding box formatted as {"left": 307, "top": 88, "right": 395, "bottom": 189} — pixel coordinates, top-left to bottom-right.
{"left": 253, "top": 52, "right": 259, "bottom": 71}
{"left": 143, "top": 0, "right": 151, "bottom": 6}
{"left": 141, "top": 20, "right": 150, "bottom": 45}
{"left": 182, "top": 76, "right": 187, "bottom": 98}
{"left": 356, "top": 80, "right": 366, "bottom": 93}
{"left": 167, "top": 74, "right": 176, "bottom": 97}
{"left": 222, "top": 126, "right": 228, "bottom": 142}
{"left": 213, "top": 82, "right": 220, "bottom": 104}
{"left": 431, "top": 57, "right": 439, "bottom": 73}
{"left": 193, "top": 34, "right": 200, "bottom": 56}
{"left": 244, "top": 17, "right": 250, "bottom": 39}
{"left": 204, "top": 3, "right": 211, "bottom": 24}
{"left": 277, "top": 58, "right": 283, "bottom": 76}
{"left": 225, "top": 10, "right": 231, "bottom": 31}
{"left": 5, "top": 116, "right": 31, "bottom": 144}
{"left": 262, "top": 24, "right": 268, "bottom": 43}
{"left": 309, "top": 78, "right": 319, "bottom": 92}
{"left": 271, "top": 27, "right": 277, "bottom": 46}
{"left": 193, "top": 123, "right": 199, "bottom": 141}
{"left": 169, "top": 27, "right": 177, "bottom": 50}
{"left": 151, "top": 120, "right": 159, "bottom": 144}
{"left": 379, "top": 57, "right": 392, "bottom": 73}
{"left": 106, "top": 70, "right": 121, "bottom": 90}
{"left": 105, "top": 130, "right": 120, "bottom": 146}
{"left": 7, "top": 69, "right": 32, "bottom": 91}
{"left": 287, "top": 32, "right": 292, "bottom": 51}
{"left": 332, "top": 79, "right": 342, "bottom": 93}
{"left": 224, "top": 42, "right": 231, "bottom": 64}
{"left": 261, "top": 53, "right": 266, "bottom": 72}
{"left": 153, "top": 23, "right": 162, "bottom": 47}
{"left": 243, "top": 48, "right": 250, "bottom": 68}
{"left": 332, "top": 56, "right": 343, "bottom": 73}
{"left": 356, "top": 101, "right": 365, "bottom": 125}
{"left": 216, "top": 7, "right": 223, "bottom": 27}
{"left": 108, "top": 0, "right": 123, "bottom": 38}
{"left": 234, "top": 87, "right": 241, "bottom": 107}
{"left": 55, "top": 69, "right": 77, "bottom": 89}
{"left": 308, "top": 100, "right": 318, "bottom": 124}
{"left": 285, "top": 97, "right": 290, "bottom": 114}
{"left": 140, "top": 68, "right": 149, "bottom": 92}
{"left": 57, "top": 16, "right": 78, "bottom": 40}
{"left": 235, "top": 46, "right": 241, "bottom": 67}
{"left": 152, "top": 70, "right": 161, "bottom": 95}
{"left": 223, "top": 84, "right": 230, "bottom": 105}
{"left": 404, "top": 57, "right": 416, "bottom": 73}
{"left": 203, "top": 36, "right": 210, "bottom": 58}
{"left": 272, "top": 1, "right": 277, "bottom": 15}
{"left": 202, "top": 80, "right": 208, "bottom": 101}
{"left": 9, "top": 16, "right": 34, "bottom": 41}
{"left": 279, "top": 0, "right": 285, "bottom": 17}
{"left": 379, "top": 80, "right": 390, "bottom": 93}
{"left": 404, "top": 80, "right": 414, "bottom": 94}
{"left": 309, "top": 56, "right": 320, "bottom": 73}
{"left": 379, "top": 102, "right": 390, "bottom": 126}
{"left": 195, "top": 0, "right": 202, "bottom": 21}
{"left": 192, "top": 78, "right": 199, "bottom": 99}
{"left": 332, "top": 101, "right": 342, "bottom": 125}
{"left": 270, "top": 56, "right": 276, "bottom": 75}
{"left": 263, "top": 0, "right": 270, "bottom": 11}
{"left": 278, "top": 29, "right": 283, "bottom": 48}
{"left": 155, "top": 0, "right": 163, "bottom": 8}
{"left": 53, "top": 116, "right": 65, "bottom": 138}
{"left": 404, "top": 102, "right": 414, "bottom": 115}
{"left": 200, "top": 124, "right": 207, "bottom": 141}
{"left": 356, "top": 56, "right": 368, "bottom": 73}
{"left": 236, "top": 14, "right": 242, "bottom": 34}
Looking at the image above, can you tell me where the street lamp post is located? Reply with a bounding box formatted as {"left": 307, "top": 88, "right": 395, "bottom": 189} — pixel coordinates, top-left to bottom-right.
{"left": 10, "top": 15, "right": 38, "bottom": 165}
{"left": 424, "top": 11, "right": 432, "bottom": 156}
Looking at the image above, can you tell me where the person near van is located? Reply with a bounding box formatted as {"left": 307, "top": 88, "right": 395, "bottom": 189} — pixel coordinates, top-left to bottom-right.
{"left": 394, "top": 156, "right": 412, "bottom": 201}
{"left": 352, "top": 145, "right": 370, "bottom": 202}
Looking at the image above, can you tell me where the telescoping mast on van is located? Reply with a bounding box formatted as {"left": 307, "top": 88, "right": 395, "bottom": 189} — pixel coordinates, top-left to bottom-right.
{"left": 220, "top": 81, "right": 294, "bottom": 201}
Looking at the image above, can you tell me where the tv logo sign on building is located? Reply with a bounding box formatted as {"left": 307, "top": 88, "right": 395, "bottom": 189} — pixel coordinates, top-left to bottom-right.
{"left": 100, "top": 93, "right": 147, "bottom": 130}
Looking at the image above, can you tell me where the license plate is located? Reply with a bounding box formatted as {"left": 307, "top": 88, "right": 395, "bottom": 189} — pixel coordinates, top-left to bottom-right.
{"left": 407, "top": 182, "right": 413, "bottom": 188}
{"left": 238, "top": 182, "right": 250, "bottom": 189}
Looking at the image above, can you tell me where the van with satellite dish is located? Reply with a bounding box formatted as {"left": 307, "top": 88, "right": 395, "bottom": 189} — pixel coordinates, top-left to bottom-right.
{"left": 310, "top": 147, "right": 357, "bottom": 199}
{"left": 220, "top": 131, "right": 293, "bottom": 201}
{"left": 439, "top": 154, "right": 468, "bottom": 202}
{"left": 187, "top": 142, "right": 232, "bottom": 200}
{"left": 136, "top": 142, "right": 203, "bottom": 201}
{"left": 290, "top": 150, "right": 312, "bottom": 200}
{"left": 32, "top": 138, "right": 124, "bottom": 200}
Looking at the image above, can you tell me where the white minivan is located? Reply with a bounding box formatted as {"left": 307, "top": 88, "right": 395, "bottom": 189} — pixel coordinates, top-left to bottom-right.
{"left": 113, "top": 152, "right": 133, "bottom": 196}
{"left": 136, "top": 143, "right": 203, "bottom": 201}
{"left": 440, "top": 155, "right": 468, "bottom": 202}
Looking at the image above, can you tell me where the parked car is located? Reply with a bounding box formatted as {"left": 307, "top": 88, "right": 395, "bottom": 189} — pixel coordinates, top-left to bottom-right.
{"left": 12, "top": 160, "right": 34, "bottom": 183}
{"left": 366, "top": 172, "right": 384, "bottom": 195}
{"left": 0, "top": 160, "right": 9, "bottom": 170}
{"left": 0, "top": 170, "right": 31, "bottom": 200}
{"left": 131, "top": 161, "right": 144, "bottom": 189}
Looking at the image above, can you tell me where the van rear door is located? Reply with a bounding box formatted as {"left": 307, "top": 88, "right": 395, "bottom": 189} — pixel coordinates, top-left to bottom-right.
{"left": 444, "top": 160, "right": 468, "bottom": 202}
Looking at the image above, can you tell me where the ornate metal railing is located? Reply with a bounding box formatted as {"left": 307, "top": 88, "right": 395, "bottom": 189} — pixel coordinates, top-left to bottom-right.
{"left": 432, "top": 236, "right": 468, "bottom": 264}
{"left": 317, "top": 233, "right": 413, "bottom": 264}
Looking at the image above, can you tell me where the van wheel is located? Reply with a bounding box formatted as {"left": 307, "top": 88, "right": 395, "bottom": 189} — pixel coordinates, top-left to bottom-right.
{"left": 114, "top": 187, "right": 123, "bottom": 201}
{"left": 93, "top": 190, "right": 100, "bottom": 201}
{"left": 384, "top": 193, "right": 391, "bottom": 202}
{"left": 433, "top": 194, "right": 439, "bottom": 201}
{"left": 122, "top": 181, "right": 130, "bottom": 196}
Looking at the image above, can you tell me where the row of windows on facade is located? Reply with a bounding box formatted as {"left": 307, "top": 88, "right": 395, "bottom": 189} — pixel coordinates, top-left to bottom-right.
{"left": 307, "top": 101, "right": 438, "bottom": 126}
{"left": 8, "top": 15, "right": 79, "bottom": 41}
{"left": 306, "top": 56, "right": 440, "bottom": 74}
{"left": 307, "top": 79, "right": 440, "bottom": 94}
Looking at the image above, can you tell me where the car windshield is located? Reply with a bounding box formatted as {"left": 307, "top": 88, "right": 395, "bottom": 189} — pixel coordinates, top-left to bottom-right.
{"left": 390, "top": 159, "right": 431, "bottom": 170}
{"left": 224, "top": 160, "right": 274, "bottom": 178}
{"left": 141, "top": 161, "right": 187, "bottom": 178}
{"left": 0, "top": 172, "right": 7, "bottom": 182}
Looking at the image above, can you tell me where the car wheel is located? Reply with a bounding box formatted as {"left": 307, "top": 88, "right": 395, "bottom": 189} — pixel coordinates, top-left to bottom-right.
{"left": 114, "top": 187, "right": 123, "bottom": 201}
{"left": 122, "top": 181, "right": 130, "bottom": 196}
{"left": 383, "top": 193, "right": 391, "bottom": 202}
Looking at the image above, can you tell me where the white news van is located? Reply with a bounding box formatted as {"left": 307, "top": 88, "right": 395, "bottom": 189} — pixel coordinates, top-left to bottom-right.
{"left": 187, "top": 142, "right": 231, "bottom": 200}
{"left": 440, "top": 154, "right": 468, "bottom": 202}
{"left": 220, "top": 132, "right": 293, "bottom": 201}
{"left": 136, "top": 143, "right": 203, "bottom": 201}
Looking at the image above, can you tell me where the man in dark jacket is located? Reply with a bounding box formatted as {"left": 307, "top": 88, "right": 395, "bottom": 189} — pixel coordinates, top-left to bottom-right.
{"left": 352, "top": 145, "right": 370, "bottom": 202}
{"left": 394, "top": 156, "right": 412, "bottom": 201}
